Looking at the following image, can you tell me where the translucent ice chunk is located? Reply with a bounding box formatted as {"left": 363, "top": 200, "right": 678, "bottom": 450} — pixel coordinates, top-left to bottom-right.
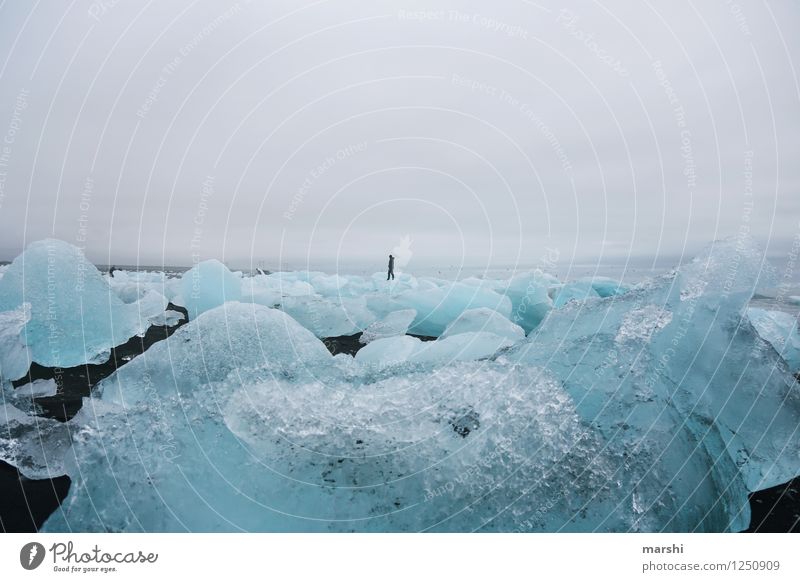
{"left": 410, "top": 332, "right": 514, "bottom": 363}
{"left": 354, "top": 334, "right": 421, "bottom": 366}
{"left": 137, "top": 289, "right": 170, "bottom": 323}
{"left": 360, "top": 309, "right": 417, "bottom": 344}
{"left": 0, "top": 239, "right": 164, "bottom": 369}
{"left": 178, "top": 260, "right": 242, "bottom": 319}
{"left": 355, "top": 331, "right": 513, "bottom": 367}
{"left": 99, "top": 302, "right": 332, "bottom": 406}
{"left": 395, "top": 282, "right": 512, "bottom": 337}
{"left": 499, "top": 271, "right": 553, "bottom": 333}
{"left": 241, "top": 276, "right": 281, "bottom": 307}
{"left": 280, "top": 295, "right": 376, "bottom": 338}
{"left": 242, "top": 273, "right": 315, "bottom": 309}
{"left": 45, "top": 361, "right": 621, "bottom": 532}
{"left": 441, "top": 307, "right": 525, "bottom": 341}
{"left": 107, "top": 270, "right": 176, "bottom": 303}
{"left": 502, "top": 236, "right": 800, "bottom": 531}
{"left": 308, "top": 273, "right": 348, "bottom": 296}
{"left": 146, "top": 310, "right": 186, "bottom": 327}
{"left": 270, "top": 275, "right": 314, "bottom": 297}
{"left": 553, "top": 280, "right": 600, "bottom": 308}
{"left": 15, "top": 378, "right": 58, "bottom": 398}
{"left": 0, "top": 403, "right": 72, "bottom": 479}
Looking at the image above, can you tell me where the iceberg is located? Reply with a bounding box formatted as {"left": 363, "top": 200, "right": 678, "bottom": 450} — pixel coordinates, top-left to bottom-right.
{"left": 178, "top": 259, "right": 241, "bottom": 319}
{"left": 280, "top": 295, "right": 375, "bottom": 338}
{"left": 409, "top": 331, "right": 514, "bottom": 363}
{"left": 138, "top": 289, "right": 170, "bottom": 324}
{"left": 359, "top": 309, "right": 417, "bottom": 344}
{"left": 241, "top": 273, "right": 313, "bottom": 307}
{"left": 241, "top": 277, "right": 281, "bottom": 308}
{"left": 501, "top": 237, "right": 800, "bottom": 530}
{"left": 354, "top": 334, "right": 421, "bottom": 366}
{"left": 269, "top": 274, "right": 315, "bottom": 297}
{"left": 0, "top": 240, "right": 169, "bottom": 372}
{"left": 99, "top": 302, "right": 332, "bottom": 405}
{"left": 395, "top": 282, "right": 512, "bottom": 337}
{"left": 46, "top": 356, "right": 620, "bottom": 532}
{"left": 146, "top": 309, "right": 186, "bottom": 327}
{"left": 441, "top": 307, "right": 525, "bottom": 341}
{"left": 107, "top": 270, "right": 179, "bottom": 304}
{"left": 307, "top": 273, "right": 348, "bottom": 296}
{"left": 242, "top": 271, "right": 382, "bottom": 338}
{"left": 498, "top": 271, "right": 553, "bottom": 333}
{"left": 355, "top": 330, "right": 513, "bottom": 368}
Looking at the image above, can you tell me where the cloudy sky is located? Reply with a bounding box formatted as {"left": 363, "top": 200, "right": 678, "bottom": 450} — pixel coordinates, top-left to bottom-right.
{"left": 0, "top": 0, "right": 798, "bottom": 274}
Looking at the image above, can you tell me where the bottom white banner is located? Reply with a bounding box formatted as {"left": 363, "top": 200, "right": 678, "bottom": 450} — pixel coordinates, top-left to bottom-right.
{"left": 1, "top": 533, "right": 797, "bottom": 581}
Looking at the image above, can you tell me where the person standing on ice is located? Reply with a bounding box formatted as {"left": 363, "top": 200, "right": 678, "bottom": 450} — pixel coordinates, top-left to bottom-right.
{"left": 387, "top": 254, "right": 395, "bottom": 281}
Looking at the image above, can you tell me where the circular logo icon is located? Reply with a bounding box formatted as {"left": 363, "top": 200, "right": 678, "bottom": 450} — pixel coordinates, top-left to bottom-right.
{"left": 20, "top": 542, "right": 46, "bottom": 570}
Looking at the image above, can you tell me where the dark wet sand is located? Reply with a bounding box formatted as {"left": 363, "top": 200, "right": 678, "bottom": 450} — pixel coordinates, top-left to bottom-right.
{"left": 746, "top": 477, "right": 800, "bottom": 532}
{"left": 0, "top": 461, "right": 70, "bottom": 532}
{"left": 322, "top": 332, "right": 437, "bottom": 356}
{"left": 1, "top": 321, "right": 797, "bottom": 533}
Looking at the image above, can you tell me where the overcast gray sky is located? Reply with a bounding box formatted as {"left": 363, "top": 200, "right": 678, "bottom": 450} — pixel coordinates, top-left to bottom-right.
{"left": 0, "top": 0, "right": 798, "bottom": 273}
